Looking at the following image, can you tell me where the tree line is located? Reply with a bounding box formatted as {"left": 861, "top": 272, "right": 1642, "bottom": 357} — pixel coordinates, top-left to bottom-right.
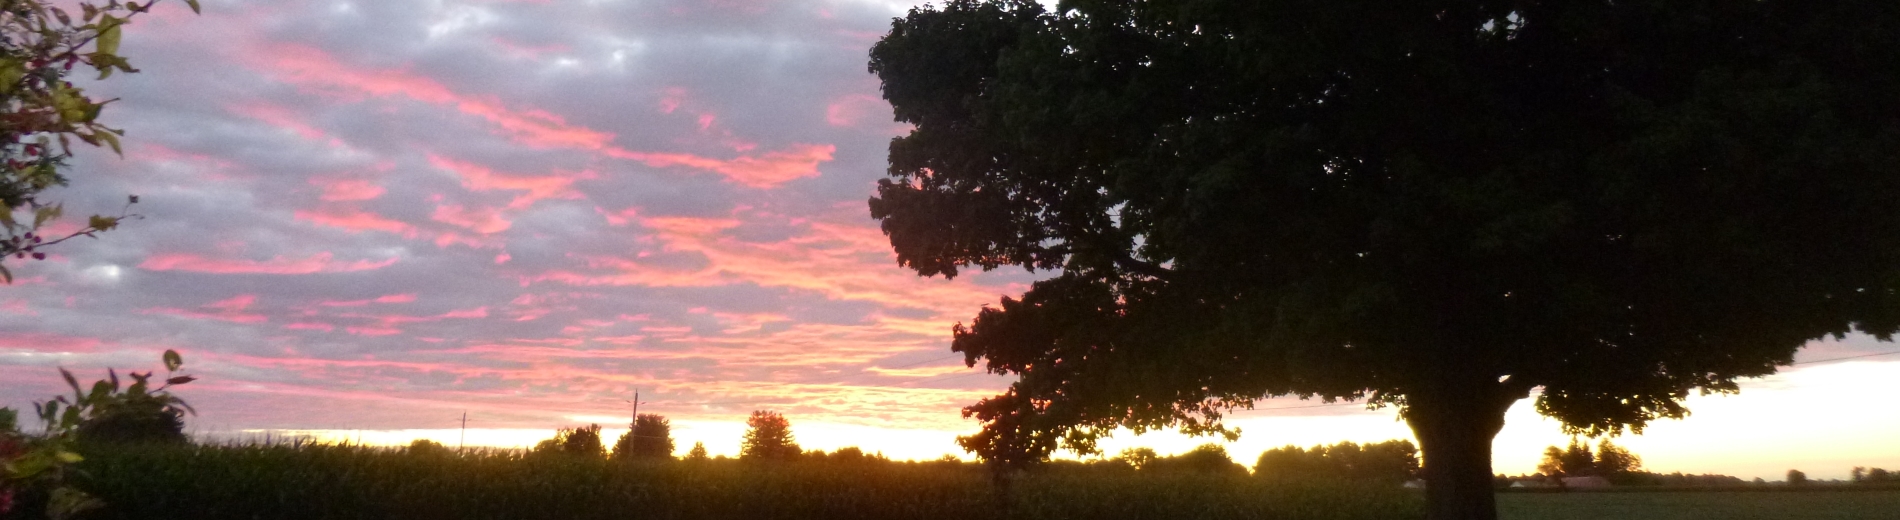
{"left": 515, "top": 410, "right": 883, "bottom": 464}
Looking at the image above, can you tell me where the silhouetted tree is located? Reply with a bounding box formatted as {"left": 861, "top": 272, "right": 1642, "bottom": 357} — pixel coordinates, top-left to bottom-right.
{"left": 1536, "top": 438, "right": 1642, "bottom": 484}
{"left": 1537, "top": 439, "right": 1597, "bottom": 478}
{"left": 1255, "top": 440, "right": 1419, "bottom": 482}
{"left": 613, "top": 413, "right": 674, "bottom": 460}
{"left": 739, "top": 410, "right": 800, "bottom": 461}
{"left": 869, "top": 2, "right": 1900, "bottom": 518}
{"left": 1115, "top": 447, "right": 1158, "bottom": 470}
{"left": 1144, "top": 444, "right": 1247, "bottom": 476}
{"left": 686, "top": 441, "right": 709, "bottom": 461}
{"left": 407, "top": 439, "right": 450, "bottom": 457}
{"left": 1787, "top": 469, "right": 1809, "bottom": 486}
{"left": 1871, "top": 468, "right": 1893, "bottom": 482}
{"left": 1592, "top": 439, "right": 1642, "bottom": 476}
{"left": 533, "top": 424, "right": 604, "bottom": 458}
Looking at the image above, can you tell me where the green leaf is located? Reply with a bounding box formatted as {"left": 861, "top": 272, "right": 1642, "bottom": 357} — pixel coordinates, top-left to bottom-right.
{"left": 186, "top": 0, "right": 202, "bottom": 14}
{"left": 55, "top": 450, "right": 83, "bottom": 463}
{"left": 163, "top": 349, "right": 183, "bottom": 371}
{"left": 60, "top": 367, "right": 81, "bottom": 396}
{"left": 89, "top": 215, "right": 120, "bottom": 231}
{"left": 35, "top": 204, "right": 64, "bottom": 227}
{"left": 97, "top": 128, "right": 122, "bottom": 155}
{"left": 166, "top": 375, "right": 196, "bottom": 385}
{"left": 89, "top": 379, "right": 111, "bottom": 402}
{"left": 97, "top": 23, "right": 121, "bottom": 55}
{"left": 48, "top": 487, "right": 104, "bottom": 520}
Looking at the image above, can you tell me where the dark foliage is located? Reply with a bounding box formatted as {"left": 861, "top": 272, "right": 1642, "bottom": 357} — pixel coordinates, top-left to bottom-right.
{"left": 613, "top": 414, "right": 674, "bottom": 461}
{"left": 1143, "top": 444, "right": 1247, "bottom": 476}
{"left": 1852, "top": 466, "right": 1896, "bottom": 484}
{"left": 534, "top": 425, "right": 604, "bottom": 458}
{"left": 739, "top": 411, "right": 800, "bottom": 461}
{"left": 59, "top": 443, "right": 1427, "bottom": 520}
{"left": 868, "top": 1, "right": 1900, "bottom": 518}
{"left": 1255, "top": 440, "right": 1419, "bottom": 482}
{"left": 74, "top": 391, "right": 187, "bottom": 445}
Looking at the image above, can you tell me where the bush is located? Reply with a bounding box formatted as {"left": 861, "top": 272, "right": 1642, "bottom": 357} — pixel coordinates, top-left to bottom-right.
{"left": 1255, "top": 440, "right": 1419, "bottom": 482}
{"left": 533, "top": 425, "right": 604, "bottom": 458}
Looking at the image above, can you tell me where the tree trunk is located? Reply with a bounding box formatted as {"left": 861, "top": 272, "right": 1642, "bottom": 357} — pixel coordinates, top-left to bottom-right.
{"left": 1405, "top": 380, "right": 1524, "bottom": 520}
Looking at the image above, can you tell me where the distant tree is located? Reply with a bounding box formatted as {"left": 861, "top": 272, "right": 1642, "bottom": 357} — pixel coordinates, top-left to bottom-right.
{"left": 1852, "top": 466, "right": 1865, "bottom": 482}
{"left": 869, "top": 2, "right": 1900, "bottom": 519}
{"left": 739, "top": 410, "right": 800, "bottom": 461}
{"left": 407, "top": 439, "right": 449, "bottom": 456}
{"left": 1255, "top": 440, "right": 1419, "bottom": 482}
{"left": 613, "top": 413, "right": 674, "bottom": 460}
{"left": 1787, "top": 469, "right": 1809, "bottom": 486}
{"left": 686, "top": 441, "right": 709, "bottom": 461}
{"left": 533, "top": 424, "right": 604, "bottom": 458}
{"left": 1537, "top": 439, "right": 1597, "bottom": 478}
{"left": 831, "top": 446, "right": 873, "bottom": 462}
{"left": 1115, "top": 447, "right": 1158, "bottom": 470}
{"left": 1592, "top": 439, "right": 1642, "bottom": 476}
{"left": 1145, "top": 444, "right": 1246, "bottom": 476}
{"left": 1866, "top": 468, "right": 1893, "bottom": 483}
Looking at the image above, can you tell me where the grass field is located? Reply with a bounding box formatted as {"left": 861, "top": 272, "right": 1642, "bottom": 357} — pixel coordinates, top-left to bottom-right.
{"left": 35, "top": 443, "right": 1423, "bottom": 520}
{"left": 1498, "top": 489, "right": 1900, "bottom": 520}
{"left": 17, "top": 442, "right": 1897, "bottom": 520}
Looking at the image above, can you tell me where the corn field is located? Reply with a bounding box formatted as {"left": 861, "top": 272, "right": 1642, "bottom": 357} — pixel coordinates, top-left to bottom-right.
{"left": 37, "top": 443, "right": 1424, "bottom": 520}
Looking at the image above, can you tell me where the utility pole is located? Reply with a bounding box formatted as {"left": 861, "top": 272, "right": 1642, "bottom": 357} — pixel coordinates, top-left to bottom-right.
{"left": 459, "top": 411, "right": 467, "bottom": 451}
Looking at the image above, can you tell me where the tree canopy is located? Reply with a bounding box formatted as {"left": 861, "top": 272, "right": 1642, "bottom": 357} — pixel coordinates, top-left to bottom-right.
{"left": 1254, "top": 440, "right": 1419, "bottom": 482}
{"left": 868, "top": 1, "right": 1900, "bottom": 518}
{"left": 613, "top": 413, "right": 675, "bottom": 460}
{"left": 739, "top": 410, "right": 800, "bottom": 461}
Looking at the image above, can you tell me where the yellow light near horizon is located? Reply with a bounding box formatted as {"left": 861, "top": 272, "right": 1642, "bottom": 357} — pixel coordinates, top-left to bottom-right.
{"left": 243, "top": 361, "right": 1900, "bottom": 481}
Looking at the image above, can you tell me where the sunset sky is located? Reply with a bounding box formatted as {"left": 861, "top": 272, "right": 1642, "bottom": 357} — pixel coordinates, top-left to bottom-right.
{"left": 2, "top": 0, "right": 1895, "bottom": 481}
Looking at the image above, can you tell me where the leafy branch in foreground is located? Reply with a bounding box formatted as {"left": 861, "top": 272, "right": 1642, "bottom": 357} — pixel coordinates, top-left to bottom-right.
{"left": 0, "top": 349, "right": 195, "bottom": 519}
{"left": 0, "top": 0, "right": 201, "bottom": 283}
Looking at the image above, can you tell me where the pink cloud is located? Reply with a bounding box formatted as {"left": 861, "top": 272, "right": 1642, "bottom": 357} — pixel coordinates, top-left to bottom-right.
{"left": 295, "top": 206, "right": 416, "bottom": 236}
{"left": 311, "top": 177, "right": 386, "bottom": 201}
{"left": 143, "top": 307, "right": 270, "bottom": 324}
{"left": 346, "top": 326, "right": 403, "bottom": 336}
{"left": 825, "top": 94, "right": 883, "bottom": 127}
{"left": 658, "top": 87, "right": 688, "bottom": 114}
{"left": 283, "top": 322, "right": 336, "bottom": 332}
{"left": 426, "top": 155, "right": 589, "bottom": 209}
{"left": 142, "top": 295, "right": 269, "bottom": 323}
{"left": 604, "top": 144, "right": 834, "bottom": 188}
{"left": 230, "top": 102, "right": 336, "bottom": 144}
{"left": 139, "top": 252, "right": 399, "bottom": 274}
{"left": 317, "top": 293, "right": 416, "bottom": 307}
{"left": 0, "top": 333, "right": 103, "bottom": 352}
{"left": 257, "top": 46, "right": 834, "bottom": 189}
{"left": 205, "top": 294, "right": 258, "bottom": 311}
{"left": 432, "top": 204, "right": 512, "bottom": 234}
{"left": 260, "top": 45, "right": 614, "bottom": 150}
